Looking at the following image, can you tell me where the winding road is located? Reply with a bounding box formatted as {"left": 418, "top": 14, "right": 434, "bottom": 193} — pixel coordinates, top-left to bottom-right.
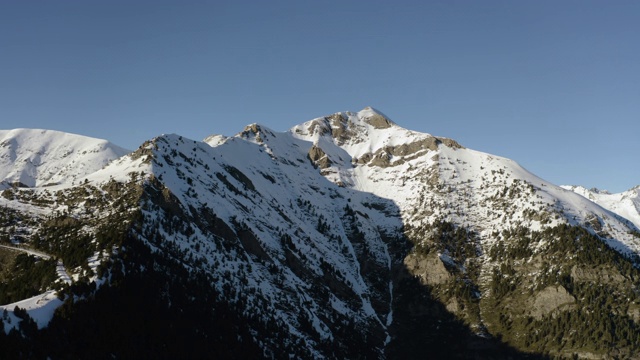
{"left": 0, "top": 244, "right": 52, "bottom": 259}
{"left": 0, "top": 244, "right": 72, "bottom": 284}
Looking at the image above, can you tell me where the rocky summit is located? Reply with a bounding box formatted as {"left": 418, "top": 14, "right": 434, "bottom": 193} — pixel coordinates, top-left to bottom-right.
{"left": 1, "top": 108, "right": 640, "bottom": 359}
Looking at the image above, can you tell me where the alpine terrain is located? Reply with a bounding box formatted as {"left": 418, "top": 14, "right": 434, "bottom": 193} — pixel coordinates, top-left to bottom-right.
{"left": 563, "top": 185, "right": 640, "bottom": 230}
{"left": 1, "top": 108, "right": 640, "bottom": 359}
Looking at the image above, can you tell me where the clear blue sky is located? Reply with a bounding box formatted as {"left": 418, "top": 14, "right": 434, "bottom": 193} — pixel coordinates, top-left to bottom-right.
{"left": 1, "top": 1, "right": 638, "bottom": 192}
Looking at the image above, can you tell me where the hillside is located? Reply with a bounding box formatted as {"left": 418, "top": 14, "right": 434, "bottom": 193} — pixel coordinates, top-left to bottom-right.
{"left": 563, "top": 185, "right": 640, "bottom": 230}
{"left": 1, "top": 109, "right": 640, "bottom": 359}
{"left": 0, "top": 128, "right": 130, "bottom": 189}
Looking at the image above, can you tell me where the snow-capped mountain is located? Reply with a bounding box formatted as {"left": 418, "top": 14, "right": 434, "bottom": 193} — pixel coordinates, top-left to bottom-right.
{"left": 1, "top": 108, "right": 640, "bottom": 359}
{"left": 0, "top": 128, "right": 130, "bottom": 189}
{"left": 563, "top": 185, "right": 640, "bottom": 229}
{"left": 290, "top": 108, "right": 640, "bottom": 256}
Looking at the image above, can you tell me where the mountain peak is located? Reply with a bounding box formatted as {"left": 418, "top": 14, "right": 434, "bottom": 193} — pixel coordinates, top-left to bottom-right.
{"left": 291, "top": 107, "right": 411, "bottom": 145}
{"left": 0, "top": 128, "right": 129, "bottom": 188}
{"left": 290, "top": 109, "right": 463, "bottom": 168}
{"left": 357, "top": 106, "right": 396, "bottom": 129}
{"left": 235, "top": 123, "right": 277, "bottom": 144}
{"left": 4, "top": 113, "right": 640, "bottom": 358}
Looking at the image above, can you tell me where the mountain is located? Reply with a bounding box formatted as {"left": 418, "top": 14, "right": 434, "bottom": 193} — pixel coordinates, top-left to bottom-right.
{"left": 1, "top": 109, "right": 640, "bottom": 359}
{"left": 0, "top": 128, "right": 130, "bottom": 189}
{"left": 562, "top": 185, "right": 640, "bottom": 230}
{"left": 290, "top": 108, "right": 640, "bottom": 253}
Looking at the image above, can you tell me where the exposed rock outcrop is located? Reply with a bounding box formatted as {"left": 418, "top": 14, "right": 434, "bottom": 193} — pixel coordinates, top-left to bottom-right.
{"left": 363, "top": 112, "right": 393, "bottom": 129}
{"left": 571, "top": 265, "right": 625, "bottom": 283}
{"left": 354, "top": 137, "right": 463, "bottom": 168}
{"left": 529, "top": 285, "right": 575, "bottom": 319}
{"left": 403, "top": 252, "right": 452, "bottom": 285}
{"left": 308, "top": 145, "right": 332, "bottom": 169}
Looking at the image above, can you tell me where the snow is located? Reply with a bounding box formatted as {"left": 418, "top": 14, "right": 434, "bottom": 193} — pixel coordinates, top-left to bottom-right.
{"left": 0, "top": 244, "right": 74, "bottom": 332}
{"left": 126, "top": 127, "right": 401, "bottom": 351}
{"left": 563, "top": 185, "right": 640, "bottom": 230}
{"left": 1, "top": 107, "right": 640, "bottom": 354}
{"left": 0, "top": 291, "right": 63, "bottom": 331}
{"left": 56, "top": 261, "right": 72, "bottom": 285}
{"left": 287, "top": 107, "right": 640, "bottom": 258}
{"left": 196, "top": 108, "right": 640, "bottom": 350}
{"left": 0, "top": 128, "right": 130, "bottom": 189}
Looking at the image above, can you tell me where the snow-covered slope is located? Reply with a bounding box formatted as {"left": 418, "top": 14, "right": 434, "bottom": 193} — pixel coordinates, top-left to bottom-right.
{"left": 563, "top": 185, "right": 640, "bottom": 230}
{"left": 290, "top": 107, "right": 640, "bottom": 256}
{"left": 0, "top": 128, "right": 130, "bottom": 189}
{"left": 2, "top": 109, "right": 640, "bottom": 358}
{"left": 98, "top": 128, "right": 399, "bottom": 357}
{"left": 104, "top": 108, "right": 640, "bottom": 346}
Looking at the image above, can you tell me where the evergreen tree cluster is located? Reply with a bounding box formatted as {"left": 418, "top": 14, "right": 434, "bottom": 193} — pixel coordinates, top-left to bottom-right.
{"left": 0, "top": 253, "right": 56, "bottom": 305}
{"left": 484, "top": 224, "right": 640, "bottom": 357}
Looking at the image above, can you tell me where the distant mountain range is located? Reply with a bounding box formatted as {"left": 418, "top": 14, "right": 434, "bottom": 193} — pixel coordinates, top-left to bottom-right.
{"left": 1, "top": 107, "right": 639, "bottom": 359}
{"left": 0, "top": 128, "right": 129, "bottom": 189}
{"left": 562, "top": 185, "right": 640, "bottom": 229}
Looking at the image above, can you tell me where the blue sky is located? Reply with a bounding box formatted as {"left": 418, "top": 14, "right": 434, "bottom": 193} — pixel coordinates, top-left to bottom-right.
{"left": 1, "top": 1, "right": 638, "bottom": 192}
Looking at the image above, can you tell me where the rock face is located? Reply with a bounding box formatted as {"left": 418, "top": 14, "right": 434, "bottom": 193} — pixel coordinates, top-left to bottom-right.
{"left": 361, "top": 108, "right": 394, "bottom": 129}
{"left": 530, "top": 286, "right": 576, "bottom": 319}
{"left": 571, "top": 265, "right": 625, "bottom": 283}
{"left": 356, "top": 137, "right": 463, "bottom": 168}
{"left": 307, "top": 145, "right": 331, "bottom": 169}
{"left": 403, "top": 253, "right": 451, "bottom": 285}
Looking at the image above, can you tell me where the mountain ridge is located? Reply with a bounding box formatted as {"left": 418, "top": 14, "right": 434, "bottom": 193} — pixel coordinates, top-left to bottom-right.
{"left": 562, "top": 185, "right": 640, "bottom": 230}
{"left": 0, "top": 128, "right": 130, "bottom": 189}
{"left": 1, "top": 108, "right": 640, "bottom": 358}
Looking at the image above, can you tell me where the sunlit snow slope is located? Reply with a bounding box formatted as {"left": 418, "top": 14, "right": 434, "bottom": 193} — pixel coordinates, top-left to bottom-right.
{"left": 0, "top": 128, "right": 130, "bottom": 189}
{"left": 563, "top": 185, "right": 640, "bottom": 230}
{"left": 2, "top": 108, "right": 640, "bottom": 359}
{"left": 290, "top": 107, "right": 640, "bottom": 256}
